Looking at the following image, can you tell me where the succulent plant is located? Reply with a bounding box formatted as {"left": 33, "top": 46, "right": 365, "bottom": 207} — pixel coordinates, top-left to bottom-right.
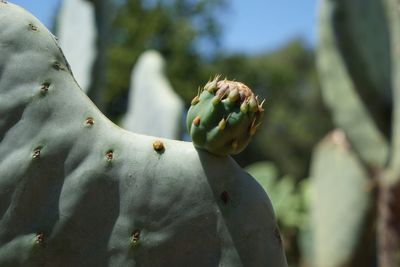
{"left": 123, "top": 50, "right": 184, "bottom": 140}
{"left": 309, "top": 130, "right": 371, "bottom": 267}
{"left": 0, "top": 2, "right": 287, "bottom": 266}
{"left": 187, "top": 76, "right": 265, "bottom": 156}
{"left": 57, "top": 0, "right": 97, "bottom": 93}
{"left": 314, "top": 0, "right": 400, "bottom": 266}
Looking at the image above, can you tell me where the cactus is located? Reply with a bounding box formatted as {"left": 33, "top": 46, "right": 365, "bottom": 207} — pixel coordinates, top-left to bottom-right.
{"left": 57, "top": 0, "right": 97, "bottom": 93}
{"left": 309, "top": 130, "right": 370, "bottom": 267}
{"left": 0, "top": 2, "right": 287, "bottom": 266}
{"left": 316, "top": 0, "right": 400, "bottom": 266}
{"left": 317, "top": 0, "right": 389, "bottom": 168}
{"left": 122, "top": 50, "right": 184, "bottom": 140}
{"left": 187, "top": 76, "right": 264, "bottom": 156}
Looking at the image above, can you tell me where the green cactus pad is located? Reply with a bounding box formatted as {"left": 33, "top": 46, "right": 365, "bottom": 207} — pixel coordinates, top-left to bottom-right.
{"left": 187, "top": 77, "right": 264, "bottom": 156}
{"left": 317, "top": 0, "right": 389, "bottom": 168}
{"left": 310, "top": 130, "right": 370, "bottom": 267}
{"left": 0, "top": 3, "right": 287, "bottom": 266}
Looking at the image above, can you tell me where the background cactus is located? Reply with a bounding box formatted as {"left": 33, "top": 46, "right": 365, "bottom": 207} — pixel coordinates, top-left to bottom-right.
{"left": 122, "top": 50, "right": 184, "bottom": 140}
{"left": 0, "top": 2, "right": 287, "bottom": 266}
{"left": 309, "top": 130, "right": 371, "bottom": 267}
{"left": 56, "top": 0, "right": 97, "bottom": 93}
{"left": 187, "top": 76, "right": 264, "bottom": 156}
{"left": 314, "top": 0, "right": 400, "bottom": 266}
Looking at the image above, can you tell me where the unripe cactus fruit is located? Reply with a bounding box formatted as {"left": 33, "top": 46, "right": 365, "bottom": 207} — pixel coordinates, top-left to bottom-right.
{"left": 187, "top": 76, "right": 265, "bottom": 156}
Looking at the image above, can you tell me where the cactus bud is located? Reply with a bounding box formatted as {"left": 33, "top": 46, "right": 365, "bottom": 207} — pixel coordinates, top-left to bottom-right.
{"left": 186, "top": 77, "right": 265, "bottom": 156}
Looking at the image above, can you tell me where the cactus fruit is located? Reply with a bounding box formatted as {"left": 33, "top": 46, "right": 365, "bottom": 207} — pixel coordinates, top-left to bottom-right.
{"left": 187, "top": 76, "right": 264, "bottom": 156}
{"left": 0, "top": 2, "right": 287, "bottom": 266}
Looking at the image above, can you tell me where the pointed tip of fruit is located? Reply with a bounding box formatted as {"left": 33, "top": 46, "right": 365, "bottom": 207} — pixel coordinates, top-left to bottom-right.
{"left": 240, "top": 101, "right": 249, "bottom": 113}
{"left": 218, "top": 118, "right": 226, "bottom": 130}
{"left": 191, "top": 95, "right": 200, "bottom": 106}
{"left": 249, "top": 96, "right": 258, "bottom": 112}
{"left": 228, "top": 88, "right": 239, "bottom": 103}
{"left": 212, "top": 95, "right": 221, "bottom": 106}
{"left": 205, "top": 75, "right": 221, "bottom": 93}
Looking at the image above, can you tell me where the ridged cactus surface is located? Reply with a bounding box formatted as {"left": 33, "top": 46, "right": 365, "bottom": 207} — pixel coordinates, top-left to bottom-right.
{"left": 187, "top": 77, "right": 264, "bottom": 156}
{"left": 0, "top": 2, "right": 287, "bottom": 266}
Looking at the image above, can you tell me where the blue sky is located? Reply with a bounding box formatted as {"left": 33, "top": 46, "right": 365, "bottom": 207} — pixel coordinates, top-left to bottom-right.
{"left": 219, "top": 0, "right": 317, "bottom": 53}
{"left": 11, "top": 0, "right": 317, "bottom": 54}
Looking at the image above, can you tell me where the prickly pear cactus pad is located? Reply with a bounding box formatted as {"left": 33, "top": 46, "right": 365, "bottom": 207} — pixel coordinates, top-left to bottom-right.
{"left": 187, "top": 76, "right": 264, "bottom": 156}
{"left": 0, "top": 2, "right": 287, "bottom": 267}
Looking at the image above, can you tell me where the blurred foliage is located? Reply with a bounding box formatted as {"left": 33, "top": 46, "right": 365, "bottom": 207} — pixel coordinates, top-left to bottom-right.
{"left": 246, "top": 161, "right": 308, "bottom": 229}
{"left": 106, "top": 0, "right": 225, "bottom": 118}
{"left": 210, "top": 41, "right": 333, "bottom": 178}
{"left": 245, "top": 161, "right": 310, "bottom": 267}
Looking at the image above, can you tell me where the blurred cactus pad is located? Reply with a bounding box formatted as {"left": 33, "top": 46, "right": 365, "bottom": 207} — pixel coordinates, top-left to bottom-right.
{"left": 316, "top": 0, "right": 400, "bottom": 266}
{"left": 122, "top": 50, "right": 184, "bottom": 140}
{"left": 56, "top": 0, "right": 97, "bottom": 93}
{"left": 0, "top": 2, "right": 287, "bottom": 266}
{"left": 309, "top": 130, "right": 371, "bottom": 267}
